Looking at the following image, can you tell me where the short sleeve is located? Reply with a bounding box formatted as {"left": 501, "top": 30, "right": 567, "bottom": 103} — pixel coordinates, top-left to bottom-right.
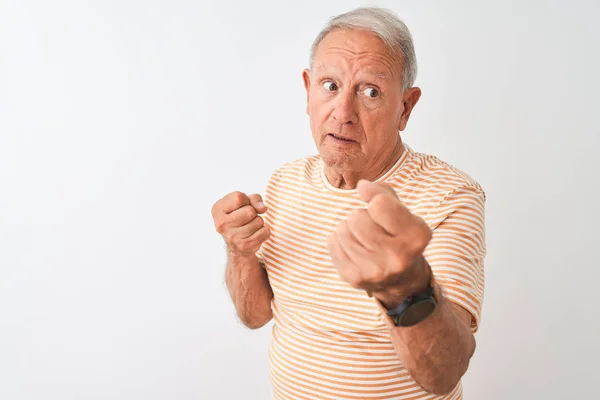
{"left": 424, "top": 185, "right": 486, "bottom": 333}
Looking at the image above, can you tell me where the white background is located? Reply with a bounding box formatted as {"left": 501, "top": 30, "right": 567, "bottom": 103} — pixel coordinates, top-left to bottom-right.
{"left": 1, "top": 0, "right": 599, "bottom": 399}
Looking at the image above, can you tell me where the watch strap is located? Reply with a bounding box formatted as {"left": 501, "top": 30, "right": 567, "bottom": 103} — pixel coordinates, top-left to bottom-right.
{"left": 386, "top": 284, "right": 437, "bottom": 327}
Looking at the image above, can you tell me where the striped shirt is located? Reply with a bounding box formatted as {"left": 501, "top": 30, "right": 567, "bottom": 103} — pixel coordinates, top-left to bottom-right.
{"left": 257, "top": 142, "right": 486, "bottom": 400}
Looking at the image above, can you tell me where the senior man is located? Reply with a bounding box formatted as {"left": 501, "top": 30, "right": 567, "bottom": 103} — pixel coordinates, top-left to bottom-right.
{"left": 211, "top": 7, "right": 486, "bottom": 400}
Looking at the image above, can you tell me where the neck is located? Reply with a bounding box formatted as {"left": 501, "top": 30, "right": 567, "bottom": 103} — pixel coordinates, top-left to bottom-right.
{"left": 324, "top": 138, "right": 404, "bottom": 190}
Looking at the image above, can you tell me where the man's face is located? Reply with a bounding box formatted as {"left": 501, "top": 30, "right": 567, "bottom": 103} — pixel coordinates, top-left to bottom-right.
{"left": 303, "top": 28, "right": 420, "bottom": 172}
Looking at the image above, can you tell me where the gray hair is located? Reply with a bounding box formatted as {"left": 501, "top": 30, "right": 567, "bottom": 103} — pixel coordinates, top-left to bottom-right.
{"left": 309, "top": 7, "right": 418, "bottom": 92}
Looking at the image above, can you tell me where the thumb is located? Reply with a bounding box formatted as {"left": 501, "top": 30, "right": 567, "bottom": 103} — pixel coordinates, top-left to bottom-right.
{"left": 248, "top": 193, "right": 268, "bottom": 214}
{"left": 357, "top": 180, "right": 397, "bottom": 203}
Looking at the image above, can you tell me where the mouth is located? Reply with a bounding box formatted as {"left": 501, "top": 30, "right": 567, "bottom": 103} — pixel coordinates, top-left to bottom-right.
{"left": 328, "top": 133, "right": 356, "bottom": 143}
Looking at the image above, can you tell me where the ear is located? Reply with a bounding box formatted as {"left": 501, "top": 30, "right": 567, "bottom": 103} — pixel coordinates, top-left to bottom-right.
{"left": 302, "top": 69, "right": 311, "bottom": 115}
{"left": 398, "top": 87, "right": 422, "bottom": 131}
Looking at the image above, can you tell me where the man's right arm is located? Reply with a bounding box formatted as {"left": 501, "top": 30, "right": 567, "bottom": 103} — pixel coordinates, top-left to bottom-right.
{"left": 225, "top": 252, "right": 273, "bottom": 329}
{"left": 212, "top": 191, "right": 274, "bottom": 330}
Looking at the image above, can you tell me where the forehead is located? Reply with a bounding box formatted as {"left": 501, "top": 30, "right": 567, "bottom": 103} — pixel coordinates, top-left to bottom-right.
{"left": 312, "top": 28, "right": 401, "bottom": 80}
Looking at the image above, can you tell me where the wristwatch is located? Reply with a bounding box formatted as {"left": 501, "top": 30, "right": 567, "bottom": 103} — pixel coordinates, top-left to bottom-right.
{"left": 386, "top": 284, "right": 437, "bottom": 327}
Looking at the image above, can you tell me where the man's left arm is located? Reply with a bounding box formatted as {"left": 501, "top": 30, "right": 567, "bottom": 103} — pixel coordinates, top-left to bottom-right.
{"left": 375, "top": 260, "right": 478, "bottom": 395}
{"left": 377, "top": 185, "right": 485, "bottom": 394}
{"left": 328, "top": 182, "right": 486, "bottom": 395}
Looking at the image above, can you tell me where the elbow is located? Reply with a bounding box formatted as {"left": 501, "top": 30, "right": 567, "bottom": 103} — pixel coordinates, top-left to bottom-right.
{"left": 417, "top": 358, "right": 471, "bottom": 395}
{"left": 420, "top": 377, "right": 461, "bottom": 396}
{"left": 242, "top": 318, "right": 270, "bottom": 330}
{"left": 239, "top": 313, "right": 272, "bottom": 330}
{"left": 416, "top": 342, "right": 475, "bottom": 395}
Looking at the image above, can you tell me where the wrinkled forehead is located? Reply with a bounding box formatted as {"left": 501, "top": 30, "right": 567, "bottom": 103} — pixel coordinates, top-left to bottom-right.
{"left": 312, "top": 63, "right": 392, "bottom": 84}
{"left": 311, "top": 28, "right": 402, "bottom": 81}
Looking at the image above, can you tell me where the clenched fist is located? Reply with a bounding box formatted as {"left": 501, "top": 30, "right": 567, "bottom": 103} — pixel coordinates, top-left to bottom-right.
{"left": 211, "top": 191, "right": 270, "bottom": 257}
{"left": 328, "top": 180, "right": 433, "bottom": 308}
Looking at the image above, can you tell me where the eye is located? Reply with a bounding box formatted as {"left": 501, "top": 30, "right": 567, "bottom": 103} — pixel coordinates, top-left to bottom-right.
{"left": 363, "top": 87, "right": 379, "bottom": 98}
{"left": 323, "top": 81, "right": 338, "bottom": 92}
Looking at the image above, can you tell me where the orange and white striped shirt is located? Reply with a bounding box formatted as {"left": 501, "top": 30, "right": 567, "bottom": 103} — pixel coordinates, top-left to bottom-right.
{"left": 257, "top": 142, "right": 486, "bottom": 400}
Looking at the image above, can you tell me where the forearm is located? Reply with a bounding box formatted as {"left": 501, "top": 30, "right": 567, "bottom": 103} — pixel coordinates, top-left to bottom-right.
{"left": 225, "top": 250, "right": 274, "bottom": 329}
{"left": 380, "top": 279, "right": 475, "bottom": 394}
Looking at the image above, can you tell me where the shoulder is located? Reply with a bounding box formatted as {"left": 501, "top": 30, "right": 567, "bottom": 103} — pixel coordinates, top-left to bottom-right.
{"left": 266, "top": 154, "right": 322, "bottom": 185}
{"left": 260, "top": 154, "right": 322, "bottom": 212}
{"left": 401, "top": 147, "right": 486, "bottom": 204}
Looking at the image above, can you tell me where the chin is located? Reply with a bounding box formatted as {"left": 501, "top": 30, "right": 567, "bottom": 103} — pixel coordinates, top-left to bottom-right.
{"left": 320, "top": 150, "right": 359, "bottom": 171}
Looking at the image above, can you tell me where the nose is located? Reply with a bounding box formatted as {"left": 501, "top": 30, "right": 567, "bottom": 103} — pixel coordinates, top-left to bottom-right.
{"left": 332, "top": 90, "right": 358, "bottom": 125}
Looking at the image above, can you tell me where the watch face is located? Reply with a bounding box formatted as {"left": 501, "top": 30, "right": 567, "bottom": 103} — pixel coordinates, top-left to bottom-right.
{"left": 398, "top": 299, "right": 436, "bottom": 326}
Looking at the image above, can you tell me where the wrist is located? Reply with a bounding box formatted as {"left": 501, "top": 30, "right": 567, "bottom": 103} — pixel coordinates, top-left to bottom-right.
{"left": 374, "top": 255, "right": 432, "bottom": 310}
{"left": 227, "top": 246, "right": 261, "bottom": 265}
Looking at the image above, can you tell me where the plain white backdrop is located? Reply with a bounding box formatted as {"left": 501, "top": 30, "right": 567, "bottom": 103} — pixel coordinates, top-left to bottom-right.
{"left": 1, "top": 0, "right": 599, "bottom": 399}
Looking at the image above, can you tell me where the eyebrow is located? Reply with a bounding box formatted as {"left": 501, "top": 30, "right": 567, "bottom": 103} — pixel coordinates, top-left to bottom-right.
{"left": 313, "top": 65, "right": 392, "bottom": 82}
{"left": 369, "top": 72, "right": 392, "bottom": 81}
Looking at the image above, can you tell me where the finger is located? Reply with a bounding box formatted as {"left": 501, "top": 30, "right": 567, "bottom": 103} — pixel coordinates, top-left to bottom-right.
{"left": 328, "top": 233, "right": 373, "bottom": 297}
{"left": 346, "top": 208, "right": 392, "bottom": 251}
{"left": 357, "top": 180, "right": 397, "bottom": 203}
{"left": 328, "top": 231, "right": 361, "bottom": 287}
{"left": 247, "top": 225, "right": 270, "bottom": 247}
{"left": 233, "top": 216, "right": 264, "bottom": 239}
{"left": 222, "top": 191, "right": 251, "bottom": 214}
{"left": 248, "top": 193, "right": 267, "bottom": 214}
{"left": 356, "top": 181, "right": 407, "bottom": 235}
{"left": 336, "top": 221, "right": 389, "bottom": 293}
{"left": 366, "top": 193, "right": 411, "bottom": 236}
{"left": 231, "top": 225, "right": 271, "bottom": 255}
{"left": 335, "top": 220, "right": 372, "bottom": 264}
{"left": 227, "top": 204, "right": 257, "bottom": 226}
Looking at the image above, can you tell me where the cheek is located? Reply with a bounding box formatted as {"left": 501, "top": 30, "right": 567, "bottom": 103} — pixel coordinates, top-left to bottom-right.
{"left": 360, "top": 108, "right": 385, "bottom": 131}
{"left": 363, "top": 102, "right": 402, "bottom": 129}
{"left": 358, "top": 109, "right": 400, "bottom": 147}
{"left": 309, "top": 96, "right": 331, "bottom": 125}
{"left": 308, "top": 108, "right": 325, "bottom": 140}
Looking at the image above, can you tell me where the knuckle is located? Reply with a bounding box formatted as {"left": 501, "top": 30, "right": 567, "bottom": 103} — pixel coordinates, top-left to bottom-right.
{"left": 367, "top": 269, "right": 386, "bottom": 284}
{"left": 248, "top": 193, "right": 263, "bottom": 203}
{"left": 357, "top": 208, "right": 370, "bottom": 220}
{"left": 245, "top": 206, "right": 257, "bottom": 220}
{"left": 390, "top": 252, "right": 408, "bottom": 268}
{"left": 214, "top": 214, "right": 229, "bottom": 232}
{"left": 256, "top": 226, "right": 268, "bottom": 240}
{"left": 410, "top": 224, "right": 432, "bottom": 251}
{"left": 347, "top": 209, "right": 360, "bottom": 226}
{"left": 416, "top": 234, "right": 430, "bottom": 250}
{"left": 239, "top": 241, "right": 256, "bottom": 254}
{"left": 369, "top": 195, "right": 388, "bottom": 212}
{"left": 335, "top": 266, "right": 348, "bottom": 280}
{"left": 337, "top": 267, "right": 360, "bottom": 287}
{"left": 231, "top": 191, "right": 247, "bottom": 207}
{"left": 352, "top": 209, "right": 369, "bottom": 228}
{"left": 262, "top": 226, "right": 271, "bottom": 241}
{"left": 211, "top": 200, "right": 225, "bottom": 221}
{"left": 237, "top": 241, "right": 248, "bottom": 253}
{"left": 347, "top": 272, "right": 363, "bottom": 287}
{"left": 223, "top": 230, "right": 235, "bottom": 243}
{"left": 215, "top": 221, "right": 226, "bottom": 234}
